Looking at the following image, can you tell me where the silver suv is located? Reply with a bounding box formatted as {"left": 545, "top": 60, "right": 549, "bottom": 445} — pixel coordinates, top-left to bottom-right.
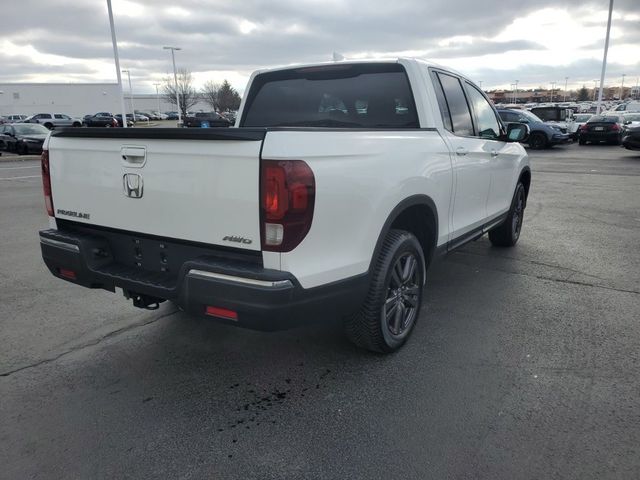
{"left": 25, "top": 113, "right": 82, "bottom": 129}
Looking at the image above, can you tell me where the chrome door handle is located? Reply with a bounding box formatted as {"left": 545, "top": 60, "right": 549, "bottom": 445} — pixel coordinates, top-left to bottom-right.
{"left": 455, "top": 147, "right": 468, "bottom": 156}
{"left": 491, "top": 149, "right": 499, "bottom": 157}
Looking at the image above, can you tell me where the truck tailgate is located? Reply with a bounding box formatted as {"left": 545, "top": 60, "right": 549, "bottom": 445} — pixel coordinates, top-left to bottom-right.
{"left": 48, "top": 129, "right": 265, "bottom": 251}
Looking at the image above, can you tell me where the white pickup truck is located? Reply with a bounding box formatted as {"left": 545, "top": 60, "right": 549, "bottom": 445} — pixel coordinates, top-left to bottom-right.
{"left": 39, "top": 58, "right": 530, "bottom": 353}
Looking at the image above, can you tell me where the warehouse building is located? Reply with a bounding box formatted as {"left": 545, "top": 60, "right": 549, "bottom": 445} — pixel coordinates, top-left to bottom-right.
{"left": 0, "top": 83, "right": 210, "bottom": 117}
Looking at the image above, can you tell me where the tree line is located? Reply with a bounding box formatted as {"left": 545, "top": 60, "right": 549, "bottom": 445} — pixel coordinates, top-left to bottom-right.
{"left": 162, "top": 69, "right": 242, "bottom": 117}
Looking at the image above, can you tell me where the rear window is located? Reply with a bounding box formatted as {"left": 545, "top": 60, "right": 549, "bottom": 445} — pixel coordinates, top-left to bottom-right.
{"left": 588, "top": 116, "right": 619, "bottom": 123}
{"left": 241, "top": 63, "right": 419, "bottom": 128}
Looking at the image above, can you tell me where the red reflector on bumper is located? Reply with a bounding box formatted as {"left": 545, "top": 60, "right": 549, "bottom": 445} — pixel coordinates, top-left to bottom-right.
{"left": 59, "top": 268, "right": 76, "bottom": 280}
{"left": 205, "top": 306, "right": 238, "bottom": 320}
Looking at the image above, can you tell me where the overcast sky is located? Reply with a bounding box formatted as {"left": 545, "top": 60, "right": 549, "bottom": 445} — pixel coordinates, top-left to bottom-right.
{"left": 1, "top": 0, "right": 639, "bottom": 94}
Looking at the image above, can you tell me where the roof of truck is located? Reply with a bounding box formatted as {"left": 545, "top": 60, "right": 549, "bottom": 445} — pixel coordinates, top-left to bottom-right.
{"left": 251, "top": 57, "right": 466, "bottom": 79}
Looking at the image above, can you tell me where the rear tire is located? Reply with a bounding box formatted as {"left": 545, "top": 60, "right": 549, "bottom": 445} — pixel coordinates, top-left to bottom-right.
{"left": 344, "top": 229, "right": 425, "bottom": 353}
{"left": 578, "top": 139, "right": 586, "bottom": 145}
{"left": 489, "top": 182, "right": 526, "bottom": 247}
{"left": 528, "top": 132, "right": 548, "bottom": 150}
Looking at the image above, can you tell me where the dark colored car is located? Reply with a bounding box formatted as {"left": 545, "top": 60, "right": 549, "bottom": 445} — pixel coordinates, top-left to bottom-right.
{"left": 0, "top": 123, "right": 49, "bottom": 154}
{"left": 165, "top": 111, "right": 179, "bottom": 120}
{"left": 113, "top": 114, "right": 134, "bottom": 127}
{"left": 498, "top": 109, "right": 571, "bottom": 149}
{"left": 621, "top": 124, "right": 640, "bottom": 151}
{"left": 83, "top": 113, "right": 119, "bottom": 128}
{"left": 183, "top": 112, "right": 232, "bottom": 128}
{"left": 578, "top": 115, "right": 624, "bottom": 145}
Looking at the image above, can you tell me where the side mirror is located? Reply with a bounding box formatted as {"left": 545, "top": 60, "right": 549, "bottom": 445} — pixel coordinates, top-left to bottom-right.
{"left": 505, "top": 122, "right": 529, "bottom": 142}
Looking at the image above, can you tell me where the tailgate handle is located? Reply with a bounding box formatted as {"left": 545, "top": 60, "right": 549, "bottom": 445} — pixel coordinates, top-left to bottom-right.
{"left": 121, "top": 146, "right": 147, "bottom": 167}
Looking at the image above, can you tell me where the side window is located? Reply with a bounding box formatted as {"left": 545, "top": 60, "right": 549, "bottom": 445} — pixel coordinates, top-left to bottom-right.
{"left": 36, "top": 114, "right": 51, "bottom": 119}
{"left": 429, "top": 70, "right": 453, "bottom": 131}
{"left": 436, "top": 72, "right": 474, "bottom": 136}
{"left": 54, "top": 114, "right": 64, "bottom": 119}
{"left": 465, "top": 83, "right": 500, "bottom": 140}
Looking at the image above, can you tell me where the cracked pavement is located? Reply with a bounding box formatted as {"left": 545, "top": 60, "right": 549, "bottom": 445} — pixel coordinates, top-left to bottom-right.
{"left": 1, "top": 144, "right": 639, "bottom": 479}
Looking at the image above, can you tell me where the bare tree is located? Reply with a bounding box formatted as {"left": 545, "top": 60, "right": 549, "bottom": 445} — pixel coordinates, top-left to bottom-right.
{"left": 201, "top": 81, "right": 220, "bottom": 111}
{"left": 162, "top": 68, "right": 199, "bottom": 118}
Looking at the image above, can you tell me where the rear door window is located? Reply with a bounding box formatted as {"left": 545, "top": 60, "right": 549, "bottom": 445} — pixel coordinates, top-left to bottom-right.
{"left": 435, "top": 72, "right": 474, "bottom": 136}
{"left": 241, "top": 63, "right": 419, "bottom": 128}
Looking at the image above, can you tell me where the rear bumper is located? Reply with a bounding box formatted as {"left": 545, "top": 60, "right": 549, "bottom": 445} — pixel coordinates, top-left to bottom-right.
{"left": 579, "top": 132, "right": 621, "bottom": 143}
{"left": 39, "top": 228, "right": 368, "bottom": 331}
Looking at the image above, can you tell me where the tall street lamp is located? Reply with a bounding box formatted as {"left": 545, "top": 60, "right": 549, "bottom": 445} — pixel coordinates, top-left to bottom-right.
{"left": 564, "top": 76, "right": 569, "bottom": 102}
{"left": 620, "top": 73, "right": 626, "bottom": 100}
{"left": 514, "top": 80, "right": 519, "bottom": 104}
{"left": 551, "top": 81, "right": 557, "bottom": 102}
{"left": 163, "top": 46, "right": 182, "bottom": 125}
{"left": 106, "top": 0, "right": 127, "bottom": 127}
{"left": 122, "top": 69, "right": 136, "bottom": 122}
{"left": 153, "top": 82, "right": 161, "bottom": 115}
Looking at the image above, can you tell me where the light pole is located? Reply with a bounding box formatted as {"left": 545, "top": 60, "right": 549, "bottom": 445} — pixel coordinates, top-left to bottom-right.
{"left": 106, "top": 0, "right": 127, "bottom": 127}
{"left": 122, "top": 69, "right": 136, "bottom": 123}
{"left": 514, "top": 80, "right": 519, "bottom": 104}
{"left": 564, "top": 76, "right": 569, "bottom": 102}
{"left": 163, "top": 46, "right": 182, "bottom": 125}
{"left": 550, "top": 82, "right": 556, "bottom": 102}
{"left": 596, "top": 0, "right": 614, "bottom": 115}
{"left": 153, "top": 82, "right": 161, "bottom": 115}
{"left": 620, "top": 74, "right": 626, "bottom": 100}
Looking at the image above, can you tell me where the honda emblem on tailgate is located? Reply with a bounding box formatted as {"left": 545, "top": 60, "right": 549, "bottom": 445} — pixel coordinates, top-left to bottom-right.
{"left": 123, "top": 173, "right": 143, "bottom": 198}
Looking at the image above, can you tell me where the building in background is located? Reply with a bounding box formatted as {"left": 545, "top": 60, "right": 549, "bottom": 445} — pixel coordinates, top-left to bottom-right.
{"left": 0, "top": 83, "right": 210, "bottom": 117}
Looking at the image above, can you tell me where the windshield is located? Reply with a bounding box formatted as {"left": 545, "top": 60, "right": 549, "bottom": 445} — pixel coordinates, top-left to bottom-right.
{"left": 13, "top": 124, "right": 50, "bottom": 135}
{"left": 574, "top": 114, "right": 592, "bottom": 122}
{"left": 623, "top": 114, "right": 640, "bottom": 122}
{"left": 241, "top": 63, "right": 419, "bottom": 128}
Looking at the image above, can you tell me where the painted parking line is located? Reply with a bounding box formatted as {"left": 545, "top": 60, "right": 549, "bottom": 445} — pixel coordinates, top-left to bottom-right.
{"left": 0, "top": 175, "right": 41, "bottom": 180}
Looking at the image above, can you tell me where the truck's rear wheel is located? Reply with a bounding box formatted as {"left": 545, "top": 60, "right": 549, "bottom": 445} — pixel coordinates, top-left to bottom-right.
{"left": 345, "top": 229, "right": 425, "bottom": 353}
{"left": 489, "top": 182, "right": 526, "bottom": 247}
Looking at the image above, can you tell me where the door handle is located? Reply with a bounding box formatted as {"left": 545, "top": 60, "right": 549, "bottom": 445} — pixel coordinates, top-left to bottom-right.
{"left": 455, "top": 147, "right": 468, "bottom": 156}
{"left": 491, "top": 149, "right": 499, "bottom": 157}
{"left": 120, "top": 146, "right": 147, "bottom": 167}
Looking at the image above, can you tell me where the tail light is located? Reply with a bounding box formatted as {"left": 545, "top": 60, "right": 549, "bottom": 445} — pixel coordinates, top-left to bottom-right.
{"left": 579, "top": 124, "right": 588, "bottom": 132}
{"left": 260, "top": 160, "right": 315, "bottom": 252}
{"left": 41, "top": 150, "right": 54, "bottom": 216}
{"left": 611, "top": 123, "right": 620, "bottom": 132}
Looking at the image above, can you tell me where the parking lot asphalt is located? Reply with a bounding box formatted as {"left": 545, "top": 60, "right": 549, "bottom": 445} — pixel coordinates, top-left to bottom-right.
{"left": 1, "top": 143, "right": 639, "bottom": 479}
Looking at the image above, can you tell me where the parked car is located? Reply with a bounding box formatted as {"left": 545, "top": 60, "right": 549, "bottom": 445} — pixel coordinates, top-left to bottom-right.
{"left": 113, "top": 114, "right": 134, "bottom": 127}
{"left": 152, "top": 111, "right": 168, "bottom": 120}
{"left": 529, "top": 106, "right": 573, "bottom": 133}
{"left": 622, "top": 112, "right": 640, "bottom": 127}
{"left": 621, "top": 123, "right": 640, "bottom": 151}
{"left": 4, "top": 114, "right": 28, "bottom": 123}
{"left": 164, "top": 111, "right": 179, "bottom": 120}
{"left": 0, "top": 123, "right": 50, "bottom": 154}
{"left": 24, "top": 113, "right": 82, "bottom": 129}
{"left": 83, "top": 113, "right": 119, "bottom": 128}
{"left": 498, "top": 109, "right": 570, "bottom": 149}
{"left": 608, "top": 101, "right": 640, "bottom": 113}
{"left": 39, "top": 58, "right": 530, "bottom": 353}
{"left": 182, "top": 111, "right": 233, "bottom": 128}
{"left": 567, "top": 113, "right": 593, "bottom": 139}
{"left": 578, "top": 115, "right": 624, "bottom": 145}
{"left": 133, "top": 112, "right": 150, "bottom": 122}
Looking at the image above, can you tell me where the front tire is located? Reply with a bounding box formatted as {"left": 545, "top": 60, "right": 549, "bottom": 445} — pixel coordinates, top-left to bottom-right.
{"left": 528, "top": 132, "right": 548, "bottom": 150}
{"left": 489, "top": 182, "right": 526, "bottom": 247}
{"left": 344, "top": 229, "right": 425, "bottom": 353}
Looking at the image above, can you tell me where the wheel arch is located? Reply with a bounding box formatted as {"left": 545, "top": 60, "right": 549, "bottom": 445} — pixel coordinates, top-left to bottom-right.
{"left": 369, "top": 195, "right": 439, "bottom": 275}
{"left": 518, "top": 166, "right": 531, "bottom": 205}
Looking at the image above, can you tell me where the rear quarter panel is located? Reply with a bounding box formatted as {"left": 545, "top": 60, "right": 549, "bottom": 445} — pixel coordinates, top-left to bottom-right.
{"left": 262, "top": 130, "right": 453, "bottom": 288}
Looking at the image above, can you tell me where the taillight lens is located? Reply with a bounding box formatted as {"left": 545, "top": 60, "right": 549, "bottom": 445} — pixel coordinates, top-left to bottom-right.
{"left": 611, "top": 123, "right": 620, "bottom": 132}
{"left": 41, "top": 150, "right": 54, "bottom": 216}
{"left": 579, "top": 124, "right": 588, "bottom": 132}
{"left": 260, "top": 160, "right": 315, "bottom": 252}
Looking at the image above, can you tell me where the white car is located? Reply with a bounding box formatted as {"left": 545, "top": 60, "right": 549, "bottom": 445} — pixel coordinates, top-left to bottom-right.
{"left": 38, "top": 58, "right": 530, "bottom": 353}
{"left": 24, "top": 113, "right": 82, "bottom": 129}
{"left": 568, "top": 113, "right": 593, "bottom": 139}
